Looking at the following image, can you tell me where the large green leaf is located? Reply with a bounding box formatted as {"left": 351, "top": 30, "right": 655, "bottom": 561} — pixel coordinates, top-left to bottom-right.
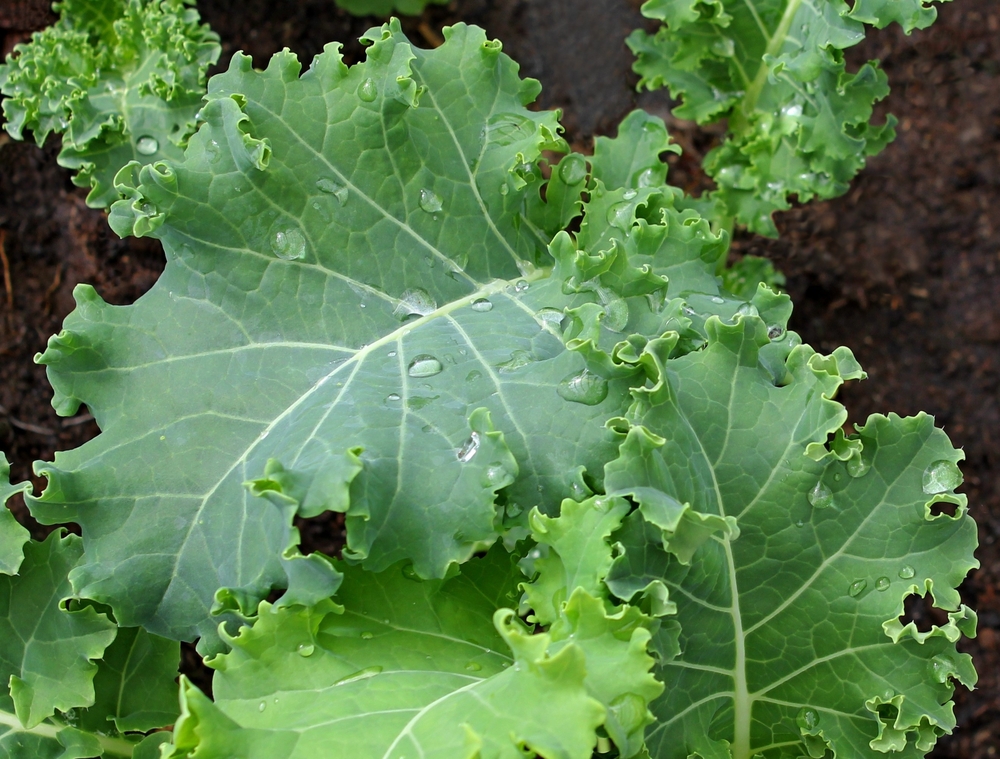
{"left": 159, "top": 546, "right": 643, "bottom": 759}
{"left": 0, "top": 0, "right": 220, "bottom": 208}
{"left": 28, "top": 17, "right": 739, "bottom": 650}
{"left": 605, "top": 316, "right": 978, "bottom": 759}
{"left": 627, "top": 0, "right": 942, "bottom": 235}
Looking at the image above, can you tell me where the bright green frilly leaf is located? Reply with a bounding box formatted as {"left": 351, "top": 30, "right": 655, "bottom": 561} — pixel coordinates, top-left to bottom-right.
{"left": 0, "top": 0, "right": 220, "bottom": 208}
{"left": 605, "top": 315, "right": 978, "bottom": 759}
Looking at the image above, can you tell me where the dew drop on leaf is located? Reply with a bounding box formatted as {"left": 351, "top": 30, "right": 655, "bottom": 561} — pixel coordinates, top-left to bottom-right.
{"left": 504, "top": 501, "right": 523, "bottom": 517}
{"left": 606, "top": 201, "right": 633, "bottom": 231}
{"left": 297, "top": 643, "right": 315, "bottom": 657}
{"left": 736, "top": 302, "right": 759, "bottom": 319}
{"left": 499, "top": 181, "right": 509, "bottom": 195}
{"left": 485, "top": 112, "right": 533, "bottom": 146}
{"left": 767, "top": 324, "right": 785, "bottom": 340}
{"left": 465, "top": 661, "right": 483, "bottom": 672}
{"left": 876, "top": 576, "right": 890, "bottom": 592}
{"left": 622, "top": 188, "right": 638, "bottom": 200}
{"left": 335, "top": 666, "right": 382, "bottom": 685}
{"left": 848, "top": 579, "right": 867, "bottom": 597}
{"left": 358, "top": 78, "right": 378, "bottom": 102}
{"left": 407, "top": 355, "right": 443, "bottom": 378}
{"left": 401, "top": 564, "right": 419, "bottom": 581}
{"left": 466, "top": 369, "right": 482, "bottom": 383}
{"left": 496, "top": 350, "right": 534, "bottom": 373}
{"left": 419, "top": 188, "right": 443, "bottom": 214}
{"left": 271, "top": 228, "right": 306, "bottom": 260}
{"left": 457, "top": 432, "right": 481, "bottom": 462}
{"left": 557, "top": 369, "right": 609, "bottom": 406}
{"left": 316, "top": 178, "right": 340, "bottom": 194}
{"left": 206, "top": 140, "right": 221, "bottom": 162}
{"left": 393, "top": 288, "right": 437, "bottom": 319}
{"left": 922, "top": 460, "right": 962, "bottom": 494}
{"left": 514, "top": 279, "right": 529, "bottom": 293}
{"left": 537, "top": 307, "right": 564, "bottom": 327}
{"left": 485, "top": 462, "right": 512, "bottom": 488}
{"left": 634, "top": 167, "right": 657, "bottom": 188}
{"left": 470, "top": 298, "right": 493, "bottom": 312}
{"left": 385, "top": 393, "right": 401, "bottom": 403}
{"left": 898, "top": 565, "right": 916, "bottom": 579}
{"left": 557, "top": 154, "right": 587, "bottom": 185}
{"left": 796, "top": 707, "right": 819, "bottom": 730}
{"left": 135, "top": 135, "right": 159, "bottom": 155}
{"left": 360, "top": 631, "right": 374, "bottom": 640}
{"left": 807, "top": 481, "right": 834, "bottom": 509}
{"left": 847, "top": 454, "right": 870, "bottom": 478}
{"left": 710, "top": 296, "right": 725, "bottom": 304}
{"left": 258, "top": 701, "right": 266, "bottom": 712}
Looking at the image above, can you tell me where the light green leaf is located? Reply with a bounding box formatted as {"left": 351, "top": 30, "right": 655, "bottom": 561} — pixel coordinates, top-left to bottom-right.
{"left": 0, "top": 454, "right": 30, "bottom": 576}
{"left": 0, "top": 711, "right": 143, "bottom": 758}
{"left": 162, "top": 547, "right": 613, "bottom": 759}
{"left": 0, "top": 532, "right": 117, "bottom": 729}
{"left": 29, "top": 24, "right": 737, "bottom": 650}
{"left": 0, "top": 0, "right": 220, "bottom": 207}
{"left": 77, "top": 626, "right": 179, "bottom": 734}
{"left": 628, "top": 0, "right": 911, "bottom": 235}
{"left": 333, "top": 0, "right": 447, "bottom": 15}
{"left": 605, "top": 316, "right": 978, "bottom": 759}
{"left": 847, "top": 0, "right": 949, "bottom": 33}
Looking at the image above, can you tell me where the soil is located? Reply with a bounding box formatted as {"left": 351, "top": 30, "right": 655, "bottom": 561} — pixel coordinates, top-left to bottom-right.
{"left": 0, "top": 0, "right": 997, "bottom": 755}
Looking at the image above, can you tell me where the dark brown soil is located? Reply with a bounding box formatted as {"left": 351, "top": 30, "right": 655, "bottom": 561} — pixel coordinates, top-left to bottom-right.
{"left": 0, "top": 1, "right": 996, "bottom": 755}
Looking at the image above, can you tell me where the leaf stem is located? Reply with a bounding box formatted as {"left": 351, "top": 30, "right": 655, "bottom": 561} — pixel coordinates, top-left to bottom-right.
{"left": 0, "top": 709, "right": 137, "bottom": 757}
{"left": 731, "top": 0, "right": 804, "bottom": 136}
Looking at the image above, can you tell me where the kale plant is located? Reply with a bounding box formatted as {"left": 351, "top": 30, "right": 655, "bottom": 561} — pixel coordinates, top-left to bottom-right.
{"left": 629, "top": 0, "right": 949, "bottom": 236}
{"left": 0, "top": 4, "right": 977, "bottom": 759}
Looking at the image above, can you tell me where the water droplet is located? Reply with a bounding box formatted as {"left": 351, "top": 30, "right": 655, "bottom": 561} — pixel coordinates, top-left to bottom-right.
{"left": 796, "top": 707, "right": 819, "bottom": 730}
{"left": 736, "top": 302, "right": 759, "bottom": 319}
{"left": 847, "top": 454, "right": 870, "bottom": 478}
{"left": 360, "top": 631, "right": 374, "bottom": 640}
{"left": 557, "top": 369, "right": 609, "bottom": 406}
{"left": 402, "top": 564, "right": 420, "bottom": 581}
{"left": 316, "top": 178, "right": 341, "bottom": 194}
{"left": 419, "top": 188, "right": 443, "bottom": 214}
{"left": 930, "top": 655, "right": 952, "bottom": 682}
{"left": 622, "top": 188, "right": 638, "bottom": 200}
{"left": 297, "top": 643, "right": 315, "bottom": 657}
{"left": 258, "top": 701, "right": 267, "bottom": 712}
{"left": 407, "top": 355, "right": 443, "bottom": 378}
{"left": 608, "top": 693, "right": 647, "bottom": 735}
{"left": 876, "top": 576, "right": 890, "bottom": 592}
{"left": 471, "top": 298, "right": 493, "bottom": 312}
{"left": 496, "top": 350, "right": 533, "bottom": 373}
{"left": 767, "top": 324, "right": 785, "bottom": 341}
{"left": 465, "top": 661, "right": 483, "bottom": 672}
{"left": 311, "top": 200, "right": 330, "bottom": 222}
{"left": 682, "top": 305, "right": 697, "bottom": 317}
{"left": 498, "top": 181, "right": 509, "bottom": 196}
{"left": 848, "top": 579, "right": 868, "bottom": 597}
{"left": 505, "top": 501, "right": 523, "bottom": 517}
{"left": 206, "top": 140, "right": 221, "bottom": 162}
{"left": 537, "top": 307, "right": 564, "bottom": 327}
{"left": 558, "top": 154, "right": 587, "bottom": 185}
{"left": 393, "top": 288, "right": 437, "bottom": 319}
{"left": 781, "top": 103, "right": 804, "bottom": 118}
{"left": 898, "top": 565, "right": 916, "bottom": 580}
{"left": 795, "top": 519, "right": 804, "bottom": 528}
{"left": 634, "top": 167, "right": 658, "bottom": 188}
{"left": 335, "top": 666, "right": 382, "bottom": 685}
{"left": 514, "top": 279, "right": 529, "bottom": 293}
{"left": 358, "top": 78, "right": 378, "bottom": 102}
{"left": 807, "top": 481, "right": 834, "bottom": 509}
{"left": 385, "top": 393, "right": 401, "bottom": 403}
{"left": 457, "top": 432, "right": 481, "bottom": 462}
{"left": 466, "top": 369, "right": 483, "bottom": 382}
{"left": 485, "top": 112, "right": 533, "bottom": 146}
{"left": 271, "top": 228, "right": 306, "bottom": 260}
{"left": 833, "top": 472, "right": 843, "bottom": 482}
{"left": 484, "top": 462, "right": 512, "bottom": 488}
{"left": 711, "top": 296, "right": 725, "bottom": 304}
{"left": 387, "top": 350, "right": 397, "bottom": 358}
{"left": 136, "top": 135, "right": 159, "bottom": 155}
{"left": 606, "top": 201, "right": 633, "bottom": 231}
{"left": 922, "top": 460, "right": 962, "bottom": 494}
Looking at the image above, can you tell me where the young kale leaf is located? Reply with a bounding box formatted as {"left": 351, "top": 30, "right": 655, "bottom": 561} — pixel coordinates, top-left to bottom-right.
{"left": 0, "top": 0, "right": 219, "bottom": 208}
{"left": 629, "top": 0, "right": 946, "bottom": 235}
